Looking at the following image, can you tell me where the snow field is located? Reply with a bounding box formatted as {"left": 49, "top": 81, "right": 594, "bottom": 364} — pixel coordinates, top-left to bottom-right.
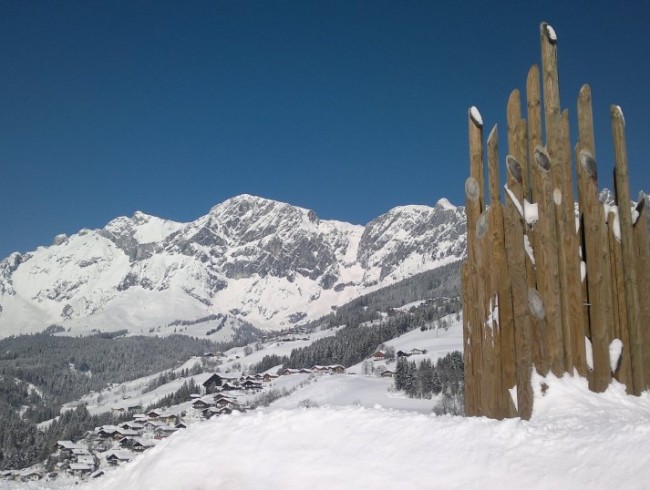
{"left": 88, "top": 372, "right": 650, "bottom": 490}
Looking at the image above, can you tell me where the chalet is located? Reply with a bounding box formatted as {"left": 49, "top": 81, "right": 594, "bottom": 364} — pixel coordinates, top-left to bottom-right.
{"left": 215, "top": 398, "right": 235, "bottom": 408}
{"left": 202, "top": 373, "right": 224, "bottom": 393}
{"left": 202, "top": 352, "right": 215, "bottom": 358}
{"left": 131, "top": 438, "right": 155, "bottom": 452}
{"left": 146, "top": 409, "right": 162, "bottom": 419}
{"left": 154, "top": 426, "right": 178, "bottom": 439}
{"left": 119, "top": 422, "right": 144, "bottom": 431}
{"left": 282, "top": 368, "right": 300, "bottom": 375}
{"left": 410, "top": 348, "right": 424, "bottom": 355}
{"left": 175, "top": 421, "right": 187, "bottom": 429}
{"left": 192, "top": 397, "right": 215, "bottom": 410}
{"left": 396, "top": 350, "right": 411, "bottom": 358}
{"left": 220, "top": 400, "right": 241, "bottom": 410}
{"left": 372, "top": 351, "right": 386, "bottom": 361}
{"left": 119, "top": 436, "right": 135, "bottom": 448}
{"left": 90, "top": 470, "right": 104, "bottom": 479}
{"left": 111, "top": 407, "right": 126, "bottom": 415}
{"left": 144, "top": 420, "right": 164, "bottom": 430}
{"left": 126, "top": 403, "right": 143, "bottom": 412}
{"left": 220, "top": 382, "right": 240, "bottom": 391}
{"left": 56, "top": 440, "right": 80, "bottom": 453}
{"left": 69, "top": 463, "right": 94, "bottom": 476}
{"left": 202, "top": 407, "right": 220, "bottom": 419}
{"left": 96, "top": 426, "right": 120, "bottom": 439}
{"left": 75, "top": 456, "right": 95, "bottom": 467}
{"left": 381, "top": 370, "right": 395, "bottom": 378}
{"left": 241, "top": 380, "right": 262, "bottom": 390}
{"left": 299, "top": 368, "right": 312, "bottom": 374}
{"left": 113, "top": 428, "right": 139, "bottom": 440}
{"left": 262, "top": 373, "right": 278, "bottom": 382}
{"left": 158, "top": 413, "right": 178, "bottom": 425}
{"left": 312, "top": 365, "right": 345, "bottom": 374}
{"left": 213, "top": 393, "right": 235, "bottom": 402}
{"left": 106, "top": 451, "right": 132, "bottom": 466}
{"left": 17, "top": 470, "right": 43, "bottom": 482}
{"left": 71, "top": 448, "right": 91, "bottom": 457}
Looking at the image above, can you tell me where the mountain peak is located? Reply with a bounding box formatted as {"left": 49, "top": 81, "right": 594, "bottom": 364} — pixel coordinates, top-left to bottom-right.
{"left": 435, "top": 198, "right": 456, "bottom": 211}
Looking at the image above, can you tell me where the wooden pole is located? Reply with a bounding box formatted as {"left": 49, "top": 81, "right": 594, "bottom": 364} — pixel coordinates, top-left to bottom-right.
{"left": 507, "top": 90, "right": 529, "bottom": 201}
{"left": 559, "top": 110, "right": 587, "bottom": 375}
{"left": 539, "top": 22, "right": 568, "bottom": 375}
{"left": 612, "top": 105, "right": 645, "bottom": 394}
{"left": 526, "top": 65, "right": 542, "bottom": 203}
{"left": 469, "top": 107, "right": 486, "bottom": 214}
{"left": 576, "top": 86, "right": 615, "bottom": 391}
{"left": 464, "top": 175, "right": 482, "bottom": 414}
{"left": 577, "top": 150, "right": 612, "bottom": 391}
{"left": 466, "top": 107, "right": 486, "bottom": 413}
{"left": 531, "top": 146, "right": 563, "bottom": 376}
{"left": 462, "top": 260, "right": 476, "bottom": 415}
{"left": 608, "top": 210, "right": 633, "bottom": 389}
{"left": 504, "top": 159, "right": 533, "bottom": 419}
{"left": 632, "top": 198, "right": 650, "bottom": 388}
{"left": 487, "top": 126, "right": 516, "bottom": 418}
{"left": 508, "top": 90, "right": 536, "bottom": 294}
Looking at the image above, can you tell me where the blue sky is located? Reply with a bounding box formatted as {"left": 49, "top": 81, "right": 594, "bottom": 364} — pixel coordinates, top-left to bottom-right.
{"left": 1, "top": 1, "right": 649, "bottom": 259}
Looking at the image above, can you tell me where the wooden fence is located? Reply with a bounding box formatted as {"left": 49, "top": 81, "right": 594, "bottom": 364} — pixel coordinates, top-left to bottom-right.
{"left": 462, "top": 22, "right": 650, "bottom": 420}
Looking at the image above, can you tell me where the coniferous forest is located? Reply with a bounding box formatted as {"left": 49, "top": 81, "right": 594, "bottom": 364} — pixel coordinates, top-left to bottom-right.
{"left": 0, "top": 331, "right": 259, "bottom": 470}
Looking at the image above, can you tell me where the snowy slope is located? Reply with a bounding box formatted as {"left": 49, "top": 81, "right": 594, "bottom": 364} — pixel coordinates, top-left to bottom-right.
{"left": 68, "top": 326, "right": 344, "bottom": 417}
{"left": 0, "top": 195, "right": 466, "bottom": 338}
{"left": 80, "top": 375, "right": 650, "bottom": 490}
{"left": 6, "top": 309, "right": 650, "bottom": 490}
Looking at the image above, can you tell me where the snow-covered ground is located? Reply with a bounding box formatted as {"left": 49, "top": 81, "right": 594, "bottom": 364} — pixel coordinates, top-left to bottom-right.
{"left": 77, "top": 374, "right": 650, "bottom": 490}
{"left": 7, "top": 313, "right": 650, "bottom": 489}
{"left": 271, "top": 374, "right": 436, "bottom": 412}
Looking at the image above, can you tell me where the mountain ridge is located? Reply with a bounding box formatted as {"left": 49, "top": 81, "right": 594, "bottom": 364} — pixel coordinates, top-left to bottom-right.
{"left": 0, "top": 194, "right": 467, "bottom": 338}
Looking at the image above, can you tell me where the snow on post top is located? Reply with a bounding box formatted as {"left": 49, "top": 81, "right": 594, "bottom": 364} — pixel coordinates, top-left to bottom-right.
{"left": 613, "top": 105, "right": 625, "bottom": 127}
{"left": 542, "top": 22, "right": 557, "bottom": 43}
{"left": 469, "top": 106, "right": 483, "bottom": 128}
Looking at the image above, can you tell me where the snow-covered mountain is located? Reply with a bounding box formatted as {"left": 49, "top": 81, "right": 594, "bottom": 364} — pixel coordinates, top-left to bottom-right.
{"left": 0, "top": 194, "right": 466, "bottom": 338}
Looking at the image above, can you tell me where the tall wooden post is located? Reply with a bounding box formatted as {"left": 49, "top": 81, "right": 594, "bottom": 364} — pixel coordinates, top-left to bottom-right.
{"left": 632, "top": 198, "right": 650, "bottom": 388}
{"left": 612, "top": 105, "right": 645, "bottom": 394}
{"left": 504, "top": 155, "right": 533, "bottom": 420}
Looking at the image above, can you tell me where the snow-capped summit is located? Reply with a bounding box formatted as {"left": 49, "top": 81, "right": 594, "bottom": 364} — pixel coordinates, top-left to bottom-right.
{"left": 0, "top": 194, "right": 467, "bottom": 338}
{"left": 436, "top": 197, "right": 456, "bottom": 211}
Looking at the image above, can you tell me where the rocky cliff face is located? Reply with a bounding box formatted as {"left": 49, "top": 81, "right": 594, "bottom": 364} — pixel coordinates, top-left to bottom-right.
{"left": 0, "top": 194, "right": 466, "bottom": 338}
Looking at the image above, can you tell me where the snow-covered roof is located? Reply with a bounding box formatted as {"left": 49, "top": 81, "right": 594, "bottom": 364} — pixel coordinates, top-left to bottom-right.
{"left": 57, "top": 440, "right": 80, "bottom": 450}
{"left": 133, "top": 438, "right": 155, "bottom": 447}
{"left": 106, "top": 451, "right": 132, "bottom": 461}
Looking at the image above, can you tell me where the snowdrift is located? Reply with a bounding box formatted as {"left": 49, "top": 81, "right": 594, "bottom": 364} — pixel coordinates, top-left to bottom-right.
{"left": 89, "top": 374, "right": 650, "bottom": 490}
